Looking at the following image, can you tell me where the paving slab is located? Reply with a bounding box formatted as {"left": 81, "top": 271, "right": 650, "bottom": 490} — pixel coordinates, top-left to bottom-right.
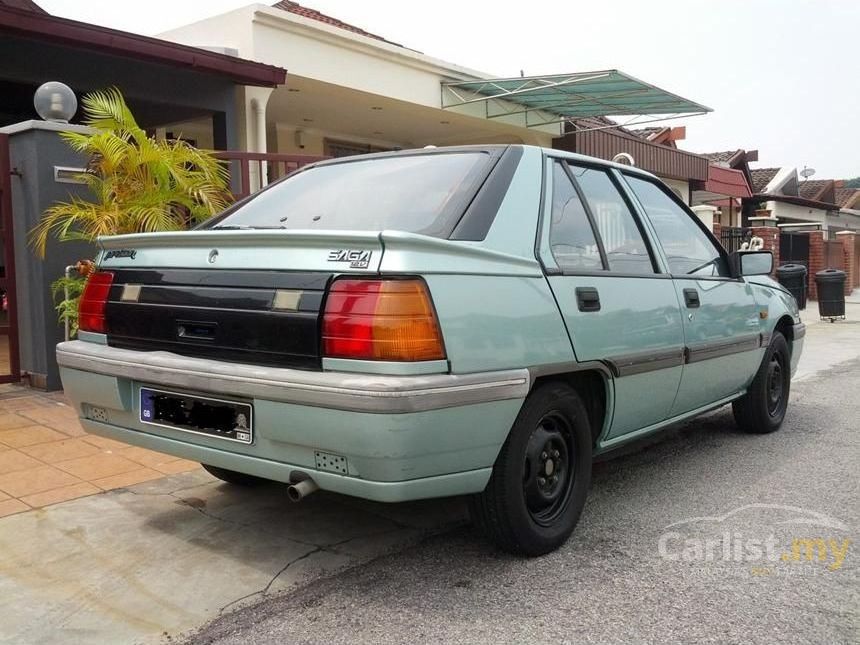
{"left": 0, "top": 469, "right": 465, "bottom": 644}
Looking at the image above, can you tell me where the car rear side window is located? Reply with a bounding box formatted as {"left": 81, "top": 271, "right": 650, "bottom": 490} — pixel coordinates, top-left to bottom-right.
{"left": 625, "top": 175, "right": 730, "bottom": 277}
{"left": 549, "top": 162, "right": 604, "bottom": 271}
{"left": 207, "top": 152, "right": 491, "bottom": 238}
{"left": 567, "top": 164, "right": 656, "bottom": 274}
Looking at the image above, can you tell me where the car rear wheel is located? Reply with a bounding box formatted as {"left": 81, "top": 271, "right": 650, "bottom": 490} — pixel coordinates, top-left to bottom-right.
{"left": 732, "top": 331, "right": 791, "bottom": 434}
{"left": 201, "top": 464, "right": 269, "bottom": 486}
{"left": 469, "top": 382, "right": 592, "bottom": 556}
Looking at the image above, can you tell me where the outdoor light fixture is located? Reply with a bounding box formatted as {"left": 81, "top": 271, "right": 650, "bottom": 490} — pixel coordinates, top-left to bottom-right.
{"left": 34, "top": 82, "right": 78, "bottom": 123}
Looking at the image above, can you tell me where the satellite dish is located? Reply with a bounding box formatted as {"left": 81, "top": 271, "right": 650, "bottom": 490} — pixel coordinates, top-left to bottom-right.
{"left": 800, "top": 166, "right": 816, "bottom": 180}
{"left": 612, "top": 152, "right": 635, "bottom": 166}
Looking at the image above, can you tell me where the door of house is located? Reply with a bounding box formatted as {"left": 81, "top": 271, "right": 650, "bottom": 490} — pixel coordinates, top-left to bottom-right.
{"left": 0, "top": 134, "right": 21, "bottom": 384}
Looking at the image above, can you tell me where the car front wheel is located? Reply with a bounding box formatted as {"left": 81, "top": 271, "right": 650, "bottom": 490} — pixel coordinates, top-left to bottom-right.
{"left": 733, "top": 331, "right": 791, "bottom": 434}
{"left": 469, "top": 382, "right": 592, "bottom": 556}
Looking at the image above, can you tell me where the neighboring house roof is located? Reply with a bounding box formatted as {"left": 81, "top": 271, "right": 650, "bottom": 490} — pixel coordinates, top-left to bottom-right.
{"left": 750, "top": 167, "right": 779, "bottom": 193}
{"left": 705, "top": 165, "right": 752, "bottom": 199}
{"left": 797, "top": 179, "right": 833, "bottom": 201}
{"left": 702, "top": 150, "right": 743, "bottom": 165}
{"left": 0, "top": 0, "right": 44, "bottom": 12}
{"left": 0, "top": 5, "right": 286, "bottom": 87}
{"left": 271, "top": 1, "right": 404, "bottom": 48}
{"left": 630, "top": 126, "right": 665, "bottom": 140}
{"left": 835, "top": 187, "right": 860, "bottom": 209}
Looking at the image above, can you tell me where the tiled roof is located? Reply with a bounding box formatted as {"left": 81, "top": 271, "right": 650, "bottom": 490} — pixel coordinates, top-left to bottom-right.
{"left": 702, "top": 150, "right": 742, "bottom": 164}
{"left": 750, "top": 167, "right": 779, "bottom": 193}
{"left": 0, "top": 0, "right": 45, "bottom": 11}
{"left": 568, "top": 116, "right": 638, "bottom": 136}
{"left": 798, "top": 179, "right": 831, "bottom": 201}
{"left": 835, "top": 187, "right": 860, "bottom": 209}
{"left": 630, "top": 126, "right": 664, "bottom": 140}
{"left": 271, "top": 1, "right": 403, "bottom": 47}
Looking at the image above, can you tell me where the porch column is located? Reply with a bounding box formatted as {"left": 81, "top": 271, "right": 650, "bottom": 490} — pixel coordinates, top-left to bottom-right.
{"left": 240, "top": 86, "right": 274, "bottom": 192}
{"left": 836, "top": 231, "right": 857, "bottom": 294}
{"left": 807, "top": 231, "right": 825, "bottom": 300}
{"left": 692, "top": 205, "right": 717, "bottom": 232}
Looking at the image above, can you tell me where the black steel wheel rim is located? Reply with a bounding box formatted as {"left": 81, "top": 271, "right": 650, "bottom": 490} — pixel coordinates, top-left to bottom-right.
{"left": 766, "top": 352, "right": 787, "bottom": 416}
{"left": 522, "top": 411, "right": 575, "bottom": 526}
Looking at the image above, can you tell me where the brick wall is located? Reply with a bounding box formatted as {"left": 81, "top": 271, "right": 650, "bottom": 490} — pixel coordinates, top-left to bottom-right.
{"left": 712, "top": 222, "right": 722, "bottom": 244}
{"left": 838, "top": 231, "right": 857, "bottom": 295}
{"left": 751, "top": 226, "right": 780, "bottom": 277}
{"left": 807, "top": 231, "right": 825, "bottom": 300}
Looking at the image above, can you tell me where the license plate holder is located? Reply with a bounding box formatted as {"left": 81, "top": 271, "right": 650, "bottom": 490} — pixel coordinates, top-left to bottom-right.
{"left": 139, "top": 387, "right": 253, "bottom": 444}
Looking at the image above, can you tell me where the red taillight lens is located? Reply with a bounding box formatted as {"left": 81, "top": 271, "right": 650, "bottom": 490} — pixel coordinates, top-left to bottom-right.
{"left": 322, "top": 279, "right": 446, "bottom": 362}
{"left": 78, "top": 271, "right": 114, "bottom": 333}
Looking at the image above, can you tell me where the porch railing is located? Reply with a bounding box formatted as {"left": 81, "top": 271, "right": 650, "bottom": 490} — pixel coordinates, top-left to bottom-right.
{"left": 214, "top": 151, "right": 330, "bottom": 200}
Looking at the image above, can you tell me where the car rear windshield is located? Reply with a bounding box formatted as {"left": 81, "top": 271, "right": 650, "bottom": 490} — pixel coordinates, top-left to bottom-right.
{"left": 206, "top": 152, "right": 492, "bottom": 238}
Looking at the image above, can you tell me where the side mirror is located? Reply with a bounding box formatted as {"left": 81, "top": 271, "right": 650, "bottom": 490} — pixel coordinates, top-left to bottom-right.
{"left": 731, "top": 250, "right": 774, "bottom": 277}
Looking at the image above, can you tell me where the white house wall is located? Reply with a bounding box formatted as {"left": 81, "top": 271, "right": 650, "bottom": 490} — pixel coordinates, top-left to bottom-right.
{"left": 662, "top": 178, "right": 690, "bottom": 205}
{"left": 159, "top": 6, "right": 256, "bottom": 59}
{"left": 768, "top": 201, "right": 830, "bottom": 227}
{"left": 160, "top": 4, "right": 560, "bottom": 152}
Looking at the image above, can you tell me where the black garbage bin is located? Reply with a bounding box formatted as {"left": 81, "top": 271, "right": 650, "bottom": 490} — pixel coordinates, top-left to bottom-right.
{"left": 815, "top": 269, "right": 846, "bottom": 321}
{"left": 776, "top": 264, "right": 808, "bottom": 310}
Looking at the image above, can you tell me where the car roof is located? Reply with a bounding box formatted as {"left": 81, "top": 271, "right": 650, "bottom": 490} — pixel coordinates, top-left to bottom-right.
{"left": 310, "top": 144, "right": 661, "bottom": 182}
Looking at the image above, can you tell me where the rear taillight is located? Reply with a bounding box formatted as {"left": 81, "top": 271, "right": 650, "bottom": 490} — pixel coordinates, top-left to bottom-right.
{"left": 322, "top": 278, "right": 446, "bottom": 362}
{"left": 78, "top": 271, "right": 114, "bottom": 333}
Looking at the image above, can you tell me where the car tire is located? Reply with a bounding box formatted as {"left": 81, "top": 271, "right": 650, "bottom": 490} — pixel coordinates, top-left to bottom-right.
{"left": 469, "top": 382, "right": 592, "bottom": 556}
{"left": 201, "top": 464, "right": 268, "bottom": 486}
{"left": 732, "top": 331, "right": 791, "bottom": 434}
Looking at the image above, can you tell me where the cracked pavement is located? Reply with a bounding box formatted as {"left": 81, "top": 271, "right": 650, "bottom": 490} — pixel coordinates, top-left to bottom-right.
{"left": 0, "top": 468, "right": 465, "bottom": 644}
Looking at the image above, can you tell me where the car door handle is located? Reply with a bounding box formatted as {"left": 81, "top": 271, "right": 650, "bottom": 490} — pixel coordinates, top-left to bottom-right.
{"left": 575, "top": 287, "right": 601, "bottom": 312}
{"left": 683, "top": 288, "right": 700, "bottom": 309}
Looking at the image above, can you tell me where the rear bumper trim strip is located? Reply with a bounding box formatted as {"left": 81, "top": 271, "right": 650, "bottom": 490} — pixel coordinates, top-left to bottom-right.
{"left": 57, "top": 341, "right": 529, "bottom": 414}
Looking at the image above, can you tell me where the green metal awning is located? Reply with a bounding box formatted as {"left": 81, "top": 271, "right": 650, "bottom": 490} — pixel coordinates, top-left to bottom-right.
{"left": 441, "top": 69, "right": 712, "bottom": 128}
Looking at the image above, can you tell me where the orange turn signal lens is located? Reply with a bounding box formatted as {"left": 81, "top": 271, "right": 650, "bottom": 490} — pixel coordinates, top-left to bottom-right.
{"left": 322, "top": 278, "right": 446, "bottom": 362}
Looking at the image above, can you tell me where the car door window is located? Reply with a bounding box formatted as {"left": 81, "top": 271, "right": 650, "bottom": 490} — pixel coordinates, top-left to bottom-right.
{"left": 625, "top": 175, "right": 730, "bottom": 277}
{"left": 568, "top": 164, "right": 656, "bottom": 274}
{"left": 549, "top": 162, "right": 604, "bottom": 271}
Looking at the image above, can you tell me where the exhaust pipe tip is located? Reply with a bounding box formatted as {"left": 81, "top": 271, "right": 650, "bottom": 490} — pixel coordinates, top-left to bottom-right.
{"left": 287, "top": 477, "right": 319, "bottom": 502}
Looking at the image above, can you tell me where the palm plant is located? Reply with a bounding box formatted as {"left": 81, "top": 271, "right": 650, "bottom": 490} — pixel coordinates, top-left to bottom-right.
{"left": 30, "top": 88, "right": 232, "bottom": 334}
{"left": 30, "top": 87, "right": 232, "bottom": 256}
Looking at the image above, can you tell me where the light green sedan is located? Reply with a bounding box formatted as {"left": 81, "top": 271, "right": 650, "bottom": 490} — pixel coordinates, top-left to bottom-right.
{"left": 57, "top": 145, "right": 803, "bottom": 555}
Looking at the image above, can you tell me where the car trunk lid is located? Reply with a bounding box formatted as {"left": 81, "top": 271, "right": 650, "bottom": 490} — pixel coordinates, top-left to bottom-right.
{"left": 97, "top": 230, "right": 383, "bottom": 369}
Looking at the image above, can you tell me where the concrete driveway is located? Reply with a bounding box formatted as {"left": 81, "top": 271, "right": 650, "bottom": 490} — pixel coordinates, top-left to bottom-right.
{"left": 0, "top": 471, "right": 462, "bottom": 644}
{"left": 1, "top": 301, "right": 858, "bottom": 644}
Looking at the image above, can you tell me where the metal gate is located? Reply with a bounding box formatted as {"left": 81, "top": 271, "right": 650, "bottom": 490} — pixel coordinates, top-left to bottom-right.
{"left": 779, "top": 231, "right": 810, "bottom": 270}
{"left": 720, "top": 226, "right": 752, "bottom": 253}
{"left": 0, "top": 134, "right": 20, "bottom": 383}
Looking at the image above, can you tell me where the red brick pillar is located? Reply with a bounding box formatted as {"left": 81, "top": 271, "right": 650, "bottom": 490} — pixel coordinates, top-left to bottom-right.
{"left": 807, "top": 231, "right": 825, "bottom": 300}
{"left": 837, "top": 231, "right": 857, "bottom": 295}
{"left": 751, "top": 226, "right": 780, "bottom": 277}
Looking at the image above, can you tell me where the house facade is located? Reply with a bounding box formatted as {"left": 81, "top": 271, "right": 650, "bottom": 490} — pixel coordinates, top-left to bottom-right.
{"left": 159, "top": 1, "right": 710, "bottom": 192}
{"left": 0, "top": 0, "right": 286, "bottom": 389}
{"left": 750, "top": 168, "right": 860, "bottom": 232}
